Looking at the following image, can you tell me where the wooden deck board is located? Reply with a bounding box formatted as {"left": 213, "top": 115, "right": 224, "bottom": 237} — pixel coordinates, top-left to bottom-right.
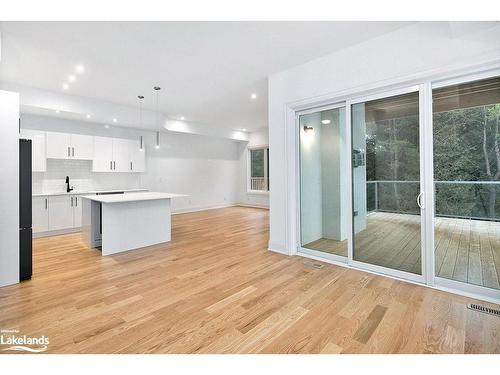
{"left": 304, "top": 212, "right": 500, "bottom": 290}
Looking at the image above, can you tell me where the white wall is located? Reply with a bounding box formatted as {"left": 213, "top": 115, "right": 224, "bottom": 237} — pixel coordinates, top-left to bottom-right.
{"left": 0, "top": 90, "right": 19, "bottom": 287}
{"left": 143, "top": 135, "right": 240, "bottom": 213}
{"left": 236, "top": 128, "right": 270, "bottom": 208}
{"left": 21, "top": 113, "right": 243, "bottom": 213}
{"left": 268, "top": 22, "right": 500, "bottom": 255}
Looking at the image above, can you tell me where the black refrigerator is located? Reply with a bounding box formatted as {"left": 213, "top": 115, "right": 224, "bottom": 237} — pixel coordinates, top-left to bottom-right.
{"left": 19, "top": 138, "right": 32, "bottom": 281}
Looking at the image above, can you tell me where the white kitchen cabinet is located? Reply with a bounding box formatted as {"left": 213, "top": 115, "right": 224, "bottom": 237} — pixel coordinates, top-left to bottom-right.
{"left": 73, "top": 195, "right": 82, "bottom": 228}
{"left": 70, "top": 134, "right": 94, "bottom": 160}
{"left": 46, "top": 132, "right": 71, "bottom": 159}
{"left": 32, "top": 196, "right": 49, "bottom": 233}
{"left": 129, "top": 140, "right": 146, "bottom": 172}
{"left": 112, "top": 138, "right": 130, "bottom": 172}
{"left": 48, "top": 195, "right": 74, "bottom": 231}
{"left": 46, "top": 131, "right": 94, "bottom": 160}
{"left": 93, "top": 136, "right": 114, "bottom": 172}
{"left": 20, "top": 129, "right": 46, "bottom": 172}
{"left": 93, "top": 137, "right": 142, "bottom": 172}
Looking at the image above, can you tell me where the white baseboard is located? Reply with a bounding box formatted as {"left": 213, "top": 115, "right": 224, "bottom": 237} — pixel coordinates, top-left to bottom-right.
{"left": 268, "top": 241, "right": 288, "bottom": 255}
{"left": 172, "top": 203, "right": 238, "bottom": 215}
{"left": 33, "top": 227, "right": 82, "bottom": 238}
{"left": 236, "top": 202, "right": 269, "bottom": 209}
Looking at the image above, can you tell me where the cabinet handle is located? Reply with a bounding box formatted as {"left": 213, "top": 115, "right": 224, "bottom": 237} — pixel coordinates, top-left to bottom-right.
{"left": 68, "top": 146, "right": 70, "bottom": 157}
{"left": 72, "top": 147, "right": 75, "bottom": 157}
{"left": 110, "top": 161, "right": 113, "bottom": 170}
{"left": 130, "top": 161, "right": 133, "bottom": 171}
{"left": 45, "top": 198, "right": 48, "bottom": 210}
{"left": 75, "top": 197, "right": 78, "bottom": 207}
{"left": 113, "top": 161, "right": 116, "bottom": 170}
{"left": 71, "top": 196, "right": 73, "bottom": 207}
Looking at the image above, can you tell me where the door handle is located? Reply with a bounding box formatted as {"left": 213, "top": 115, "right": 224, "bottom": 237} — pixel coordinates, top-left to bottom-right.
{"left": 417, "top": 192, "right": 424, "bottom": 209}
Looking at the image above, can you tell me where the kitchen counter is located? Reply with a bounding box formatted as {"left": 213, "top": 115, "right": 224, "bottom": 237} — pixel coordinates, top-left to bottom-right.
{"left": 80, "top": 192, "right": 186, "bottom": 204}
{"left": 80, "top": 191, "right": 187, "bottom": 256}
{"left": 32, "top": 188, "right": 148, "bottom": 197}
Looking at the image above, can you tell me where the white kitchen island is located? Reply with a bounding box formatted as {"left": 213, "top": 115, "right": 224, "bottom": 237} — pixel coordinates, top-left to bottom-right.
{"left": 80, "top": 192, "right": 187, "bottom": 255}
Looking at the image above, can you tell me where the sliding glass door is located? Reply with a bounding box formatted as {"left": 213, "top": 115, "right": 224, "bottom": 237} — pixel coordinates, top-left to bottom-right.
{"left": 350, "top": 87, "right": 425, "bottom": 280}
{"left": 296, "top": 73, "right": 500, "bottom": 301}
{"left": 299, "top": 105, "right": 348, "bottom": 261}
{"left": 433, "top": 76, "right": 500, "bottom": 293}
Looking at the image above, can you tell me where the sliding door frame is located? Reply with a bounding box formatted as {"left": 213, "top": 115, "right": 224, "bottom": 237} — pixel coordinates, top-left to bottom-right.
{"left": 431, "top": 68, "right": 500, "bottom": 302}
{"left": 296, "top": 101, "right": 349, "bottom": 265}
{"left": 291, "top": 62, "right": 500, "bottom": 303}
{"left": 346, "top": 84, "right": 428, "bottom": 284}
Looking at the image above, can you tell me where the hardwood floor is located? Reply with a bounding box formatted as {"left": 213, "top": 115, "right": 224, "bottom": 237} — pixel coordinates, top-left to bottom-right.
{"left": 0, "top": 207, "right": 499, "bottom": 353}
{"left": 304, "top": 212, "right": 500, "bottom": 289}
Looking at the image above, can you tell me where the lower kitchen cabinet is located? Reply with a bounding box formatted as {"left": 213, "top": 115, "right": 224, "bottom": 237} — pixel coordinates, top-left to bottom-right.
{"left": 73, "top": 196, "right": 83, "bottom": 228}
{"left": 32, "top": 196, "right": 49, "bottom": 233}
{"left": 48, "top": 195, "right": 74, "bottom": 231}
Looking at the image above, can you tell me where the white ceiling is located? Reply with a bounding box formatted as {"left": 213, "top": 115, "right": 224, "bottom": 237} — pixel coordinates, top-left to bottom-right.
{"left": 0, "top": 21, "right": 410, "bottom": 133}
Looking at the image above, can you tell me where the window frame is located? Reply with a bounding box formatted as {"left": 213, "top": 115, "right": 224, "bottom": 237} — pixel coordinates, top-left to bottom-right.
{"left": 247, "top": 145, "right": 270, "bottom": 194}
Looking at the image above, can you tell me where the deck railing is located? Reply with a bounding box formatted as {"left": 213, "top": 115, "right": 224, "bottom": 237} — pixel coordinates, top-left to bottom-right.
{"left": 250, "top": 177, "right": 267, "bottom": 191}
{"left": 366, "top": 180, "right": 500, "bottom": 221}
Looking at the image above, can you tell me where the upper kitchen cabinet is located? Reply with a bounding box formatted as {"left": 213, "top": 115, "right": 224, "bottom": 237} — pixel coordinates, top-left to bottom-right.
{"left": 19, "top": 129, "right": 46, "bottom": 172}
{"left": 129, "top": 139, "right": 146, "bottom": 172}
{"left": 46, "top": 132, "right": 93, "bottom": 160}
{"left": 71, "top": 134, "right": 94, "bottom": 160}
{"left": 93, "top": 137, "right": 145, "bottom": 173}
{"left": 93, "top": 136, "right": 114, "bottom": 172}
{"left": 112, "top": 138, "right": 130, "bottom": 172}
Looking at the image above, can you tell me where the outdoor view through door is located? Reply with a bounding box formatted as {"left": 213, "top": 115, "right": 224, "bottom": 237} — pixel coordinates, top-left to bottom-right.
{"left": 433, "top": 76, "right": 500, "bottom": 290}
{"left": 351, "top": 91, "right": 422, "bottom": 275}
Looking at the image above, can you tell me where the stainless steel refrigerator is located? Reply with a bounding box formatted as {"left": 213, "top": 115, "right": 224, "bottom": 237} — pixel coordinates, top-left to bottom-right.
{"left": 19, "top": 138, "right": 32, "bottom": 281}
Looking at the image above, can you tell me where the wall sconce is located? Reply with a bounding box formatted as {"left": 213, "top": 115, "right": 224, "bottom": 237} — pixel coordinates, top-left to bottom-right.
{"left": 303, "top": 125, "right": 314, "bottom": 132}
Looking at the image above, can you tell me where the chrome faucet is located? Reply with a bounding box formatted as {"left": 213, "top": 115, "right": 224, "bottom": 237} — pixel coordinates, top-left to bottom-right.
{"left": 65, "top": 176, "right": 73, "bottom": 193}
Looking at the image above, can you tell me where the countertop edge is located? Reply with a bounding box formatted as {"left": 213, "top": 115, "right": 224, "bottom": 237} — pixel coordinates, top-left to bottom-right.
{"left": 32, "top": 188, "right": 148, "bottom": 197}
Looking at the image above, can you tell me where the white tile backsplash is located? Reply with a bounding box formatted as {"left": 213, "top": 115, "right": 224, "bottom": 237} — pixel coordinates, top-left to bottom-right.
{"left": 33, "top": 159, "right": 143, "bottom": 194}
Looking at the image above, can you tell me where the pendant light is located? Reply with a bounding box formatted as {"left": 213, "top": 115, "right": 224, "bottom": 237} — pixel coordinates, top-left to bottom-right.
{"left": 138, "top": 95, "right": 144, "bottom": 151}
{"left": 154, "top": 86, "right": 161, "bottom": 149}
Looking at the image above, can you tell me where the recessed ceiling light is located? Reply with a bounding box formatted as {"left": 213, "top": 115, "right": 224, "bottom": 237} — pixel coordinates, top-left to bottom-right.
{"left": 104, "top": 124, "right": 110, "bottom": 129}
{"left": 68, "top": 75, "right": 76, "bottom": 82}
{"left": 86, "top": 114, "right": 91, "bottom": 119}
{"left": 242, "top": 128, "right": 247, "bottom": 131}
{"left": 180, "top": 116, "right": 185, "bottom": 120}
{"left": 321, "top": 119, "right": 331, "bottom": 125}
{"left": 75, "top": 64, "right": 85, "bottom": 74}
{"left": 55, "top": 110, "right": 60, "bottom": 114}
{"left": 250, "top": 93, "right": 257, "bottom": 100}
{"left": 112, "top": 118, "right": 117, "bottom": 123}
{"left": 62, "top": 83, "right": 69, "bottom": 90}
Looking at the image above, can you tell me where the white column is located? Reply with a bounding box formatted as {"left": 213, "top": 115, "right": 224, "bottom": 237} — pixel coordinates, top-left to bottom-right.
{"left": 0, "top": 90, "right": 20, "bottom": 287}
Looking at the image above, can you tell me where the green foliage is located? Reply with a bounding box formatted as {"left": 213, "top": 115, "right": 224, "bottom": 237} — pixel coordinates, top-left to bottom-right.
{"left": 366, "top": 104, "right": 500, "bottom": 220}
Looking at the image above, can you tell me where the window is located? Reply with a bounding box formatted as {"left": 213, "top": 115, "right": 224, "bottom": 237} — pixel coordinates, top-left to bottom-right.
{"left": 248, "top": 147, "right": 269, "bottom": 192}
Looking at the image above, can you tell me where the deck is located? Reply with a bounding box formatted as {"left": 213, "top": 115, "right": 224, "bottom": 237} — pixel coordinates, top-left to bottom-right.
{"left": 304, "top": 212, "right": 500, "bottom": 290}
